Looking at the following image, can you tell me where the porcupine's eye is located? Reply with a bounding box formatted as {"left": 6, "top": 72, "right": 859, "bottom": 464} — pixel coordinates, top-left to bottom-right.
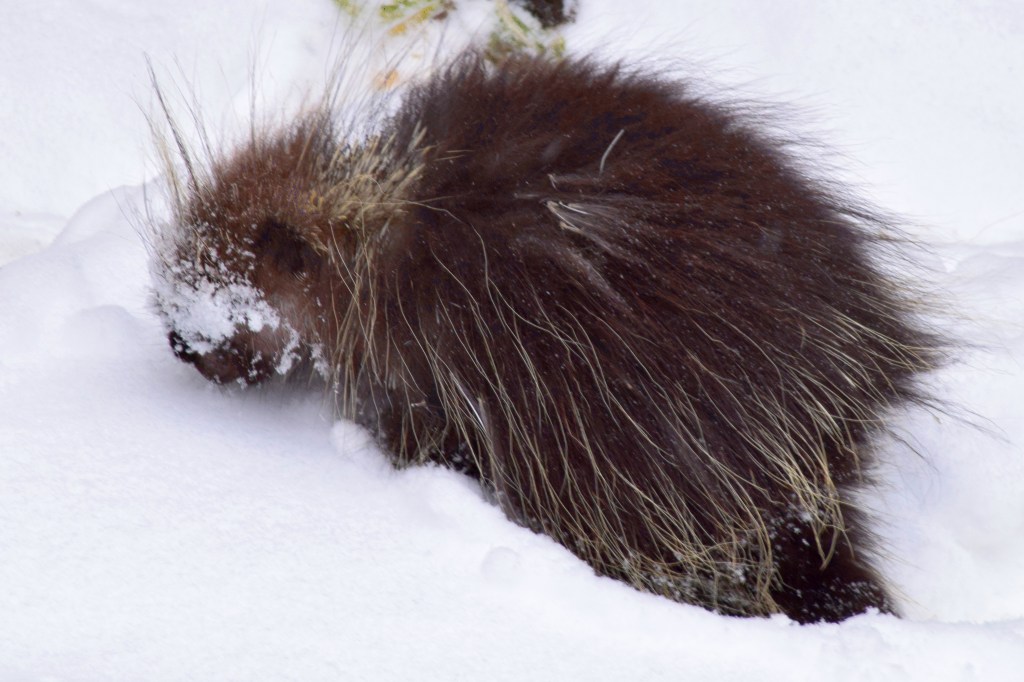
{"left": 253, "top": 219, "right": 321, "bottom": 277}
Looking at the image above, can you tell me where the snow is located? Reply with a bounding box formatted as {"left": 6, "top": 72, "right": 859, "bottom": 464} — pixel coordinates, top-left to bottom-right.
{"left": 2, "top": 1, "right": 1023, "bottom": 679}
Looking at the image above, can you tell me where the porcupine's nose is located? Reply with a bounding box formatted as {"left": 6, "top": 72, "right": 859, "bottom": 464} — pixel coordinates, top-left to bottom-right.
{"left": 168, "top": 330, "right": 199, "bottom": 363}
{"left": 168, "top": 328, "right": 274, "bottom": 385}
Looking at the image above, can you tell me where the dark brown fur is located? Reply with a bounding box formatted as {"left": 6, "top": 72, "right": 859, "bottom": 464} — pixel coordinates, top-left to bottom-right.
{"left": 152, "top": 51, "right": 941, "bottom": 623}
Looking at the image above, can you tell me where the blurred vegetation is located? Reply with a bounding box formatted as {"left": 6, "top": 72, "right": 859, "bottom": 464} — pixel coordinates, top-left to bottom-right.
{"left": 330, "top": 0, "right": 568, "bottom": 59}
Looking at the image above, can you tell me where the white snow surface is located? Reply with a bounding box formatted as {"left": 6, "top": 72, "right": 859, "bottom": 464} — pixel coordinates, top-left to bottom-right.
{"left": 2, "top": 1, "right": 1024, "bottom": 679}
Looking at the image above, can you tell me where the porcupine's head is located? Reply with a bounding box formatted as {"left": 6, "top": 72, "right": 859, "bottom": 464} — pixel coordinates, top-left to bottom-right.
{"left": 148, "top": 78, "right": 429, "bottom": 390}
{"left": 150, "top": 113, "right": 343, "bottom": 387}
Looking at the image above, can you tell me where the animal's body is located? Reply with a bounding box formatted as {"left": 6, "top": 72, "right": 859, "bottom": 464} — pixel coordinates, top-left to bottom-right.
{"left": 152, "top": 50, "right": 940, "bottom": 622}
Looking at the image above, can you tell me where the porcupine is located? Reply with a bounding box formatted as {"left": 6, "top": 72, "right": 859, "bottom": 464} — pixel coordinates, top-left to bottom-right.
{"left": 149, "top": 49, "right": 942, "bottom": 623}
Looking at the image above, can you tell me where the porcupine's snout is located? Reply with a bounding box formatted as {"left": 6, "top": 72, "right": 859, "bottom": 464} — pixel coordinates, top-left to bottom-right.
{"left": 168, "top": 330, "right": 199, "bottom": 363}
{"left": 155, "top": 210, "right": 328, "bottom": 388}
{"left": 168, "top": 328, "right": 279, "bottom": 386}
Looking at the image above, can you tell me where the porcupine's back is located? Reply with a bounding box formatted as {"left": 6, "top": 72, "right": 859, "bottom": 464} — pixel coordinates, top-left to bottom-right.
{"left": 339, "top": 51, "right": 940, "bottom": 622}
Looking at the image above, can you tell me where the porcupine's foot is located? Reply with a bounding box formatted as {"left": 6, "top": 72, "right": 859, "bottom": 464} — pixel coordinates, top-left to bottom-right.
{"left": 768, "top": 515, "right": 895, "bottom": 623}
